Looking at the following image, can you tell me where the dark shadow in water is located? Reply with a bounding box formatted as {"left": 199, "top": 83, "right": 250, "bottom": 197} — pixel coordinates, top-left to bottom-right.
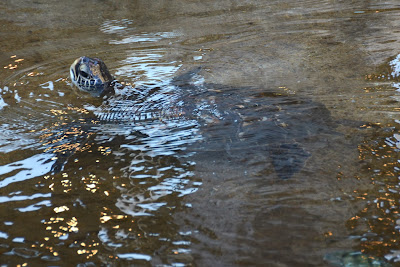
{"left": 269, "top": 143, "right": 311, "bottom": 180}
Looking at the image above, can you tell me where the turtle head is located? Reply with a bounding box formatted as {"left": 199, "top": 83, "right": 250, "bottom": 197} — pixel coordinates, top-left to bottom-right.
{"left": 70, "top": 56, "right": 114, "bottom": 97}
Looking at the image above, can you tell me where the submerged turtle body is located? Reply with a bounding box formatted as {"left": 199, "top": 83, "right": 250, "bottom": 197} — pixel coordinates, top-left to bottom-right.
{"left": 68, "top": 56, "right": 341, "bottom": 179}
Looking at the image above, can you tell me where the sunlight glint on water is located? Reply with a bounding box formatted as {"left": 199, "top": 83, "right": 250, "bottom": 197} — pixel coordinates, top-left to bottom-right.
{"left": 1, "top": 1, "right": 400, "bottom": 266}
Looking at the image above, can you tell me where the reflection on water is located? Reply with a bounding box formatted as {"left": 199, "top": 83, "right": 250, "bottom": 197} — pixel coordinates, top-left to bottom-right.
{"left": 347, "top": 119, "right": 400, "bottom": 263}
{"left": 0, "top": 29, "right": 203, "bottom": 264}
{"left": 2, "top": 0, "right": 400, "bottom": 265}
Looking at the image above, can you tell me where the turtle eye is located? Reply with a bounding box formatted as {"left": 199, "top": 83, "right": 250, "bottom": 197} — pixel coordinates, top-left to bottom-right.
{"left": 80, "top": 70, "right": 89, "bottom": 78}
{"left": 79, "top": 63, "right": 90, "bottom": 78}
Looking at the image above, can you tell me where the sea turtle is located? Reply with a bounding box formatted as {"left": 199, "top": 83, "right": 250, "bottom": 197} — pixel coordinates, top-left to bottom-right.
{"left": 66, "top": 56, "right": 342, "bottom": 179}
{"left": 70, "top": 56, "right": 114, "bottom": 97}
{"left": 69, "top": 56, "right": 207, "bottom": 123}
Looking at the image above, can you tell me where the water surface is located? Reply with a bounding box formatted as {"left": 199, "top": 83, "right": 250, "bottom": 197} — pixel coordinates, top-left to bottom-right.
{"left": 1, "top": 0, "right": 400, "bottom": 266}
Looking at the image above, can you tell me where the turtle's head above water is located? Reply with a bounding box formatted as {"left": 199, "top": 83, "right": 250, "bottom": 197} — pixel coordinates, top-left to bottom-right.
{"left": 70, "top": 56, "right": 114, "bottom": 97}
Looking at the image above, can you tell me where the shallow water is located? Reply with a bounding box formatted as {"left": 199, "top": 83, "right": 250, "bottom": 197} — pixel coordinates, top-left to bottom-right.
{"left": 1, "top": 0, "right": 400, "bottom": 266}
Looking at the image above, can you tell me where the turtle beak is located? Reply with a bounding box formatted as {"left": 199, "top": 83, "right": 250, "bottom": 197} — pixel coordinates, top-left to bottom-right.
{"left": 70, "top": 57, "right": 82, "bottom": 88}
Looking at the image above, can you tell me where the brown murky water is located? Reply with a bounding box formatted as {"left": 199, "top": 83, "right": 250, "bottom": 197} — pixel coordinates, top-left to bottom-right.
{"left": 1, "top": 0, "right": 400, "bottom": 266}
